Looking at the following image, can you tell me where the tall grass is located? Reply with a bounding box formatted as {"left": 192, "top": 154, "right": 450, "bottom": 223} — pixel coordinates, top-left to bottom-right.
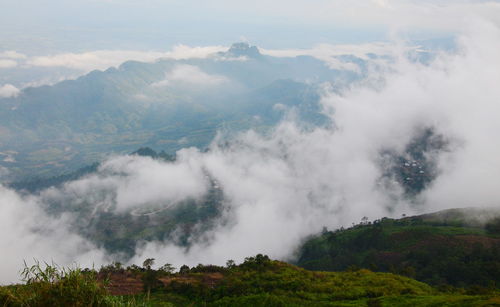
{"left": 0, "top": 261, "right": 115, "bottom": 306}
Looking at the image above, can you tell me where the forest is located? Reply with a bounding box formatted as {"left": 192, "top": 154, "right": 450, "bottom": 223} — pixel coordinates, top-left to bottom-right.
{"left": 296, "top": 209, "right": 500, "bottom": 289}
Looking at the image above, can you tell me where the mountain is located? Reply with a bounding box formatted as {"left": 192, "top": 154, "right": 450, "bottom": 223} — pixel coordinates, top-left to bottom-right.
{"left": 220, "top": 42, "right": 263, "bottom": 59}
{"left": 0, "top": 42, "right": 363, "bottom": 181}
{"left": 296, "top": 208, "right": 500, "bottom": 288}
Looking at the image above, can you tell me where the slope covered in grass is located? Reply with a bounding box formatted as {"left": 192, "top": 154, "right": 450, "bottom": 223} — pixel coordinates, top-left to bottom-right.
{"left": 297, "top": 208, "right": 500, "bottom": 288}
{"left": 2, "top": 255, "right": 499, "bottom": 306}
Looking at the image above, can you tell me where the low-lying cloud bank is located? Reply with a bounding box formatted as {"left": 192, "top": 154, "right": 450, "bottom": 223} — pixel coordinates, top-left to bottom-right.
{"left": 0, "top": 84, "right": 20, "bottom": 98}
{"left": 25, "top": 45, "right": 227, "bottom": 72}
{"left": 0, "top": 42, "right": 405, "bottom": 89}
{"left": 0, "top": 186, "right": 108, "bottom": 283}
{"left": 1, "top": 21, "right": 500, "bottom": 282}
{"left": 0, "top": 45, "right": 228, "bottom": 89}
{"left": 151, "top": 64, "right": 230, "bottom": 88}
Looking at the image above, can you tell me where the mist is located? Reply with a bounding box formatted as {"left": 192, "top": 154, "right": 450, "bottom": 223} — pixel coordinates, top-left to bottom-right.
{"left": 0, "top": 186, "right": 108, "bottom": 283}
{"left": 1, "top": 20, "right": 500, "bottom": 282}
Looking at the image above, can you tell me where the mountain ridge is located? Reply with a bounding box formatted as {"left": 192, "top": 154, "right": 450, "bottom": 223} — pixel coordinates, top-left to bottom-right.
{"left": 0, "top": 42, "right": 358, "bottom": 180}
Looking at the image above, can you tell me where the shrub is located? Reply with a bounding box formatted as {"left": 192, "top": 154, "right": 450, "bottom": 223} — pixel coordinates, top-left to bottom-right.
{"left": 0, "top": 261, "right": 113, "bottom": 307}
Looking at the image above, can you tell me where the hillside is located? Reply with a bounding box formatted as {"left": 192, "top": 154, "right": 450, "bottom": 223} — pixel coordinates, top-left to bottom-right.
{"left": 8, "top": 148, "right": 224, "bottom": 257}
{"left": 0, "top": 42, "right": 353, "bottom": 180}
{"left": 2, "top": 255, "right": 499, "bottom": 306}
{"left": 296, "top": 208, "right": 500, "bottom": 288}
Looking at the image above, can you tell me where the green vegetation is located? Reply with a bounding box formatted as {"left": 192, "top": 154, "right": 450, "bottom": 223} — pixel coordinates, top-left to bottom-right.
{"left": 9, "top": 147, "right": 173, "bottom": 193}
{"left": 10, "top": 147, "right": 224, "bottom": 257}
{"left": 486, "top": 218, "right": 500, "bottom": 235}
{"left": 297, "top": 209, "right": 500, "bottom": 289}
{"left": 9, "top": 162, "right": 100, "bottom": 193}
{"left": 1, "top": 256, "right": 499, "bottom": 306}
{"left": 0, "top": 261, "right": 116, "bottom": 306}
{"left": 83, "top": 182, "right": 223, "bottom": 256}
{"left": 0, "top": 43, "right": 336, "bottom": 181}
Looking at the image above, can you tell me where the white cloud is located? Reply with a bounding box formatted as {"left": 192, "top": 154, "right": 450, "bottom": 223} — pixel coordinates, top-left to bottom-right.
{"left": 27, "top": 50, "right": 165, "bottom": 71}
{"left": 0, "top": 50, "right": 26, "bottom": 60}
{"left": 262, "top": 42, "right": 405, "bottom": 72}
{"left": 151, "top": 64, "right": 229, "bottom": 88}
{"left": 40, "top": 152, "right": 209, "bottom": 214}
{"left": 262, "top": 42, "right": 397, "bottom": 60}
{"left": 0, "top": 51, "right": 25, "bottom": 69}
{"left": 131, "top": 20, "right": 500, "bottom": 268}
{"left": 26, "top": 45, "right": 226, "bottom": 73}
{"left": 0, "top": 84, "right": 20, "bottom": 98}
{"left": 0, "top": 186, "right": 108, "bottom": 284}
{"left": 0, "top": 45, "right": 226, "bottom": 89}
{"left": 0, "top": 59, "right": 17, "bottom": 68}
{"left": 166, "top": 45, "right": 226, "bottom": 60}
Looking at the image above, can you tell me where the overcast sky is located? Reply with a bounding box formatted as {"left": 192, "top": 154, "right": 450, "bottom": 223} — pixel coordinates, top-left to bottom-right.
{"left": 2, "top": 1, "right": 500, "bottom": 89}
{"left": 2, "top": 0, "right": 500, "bottom": 54}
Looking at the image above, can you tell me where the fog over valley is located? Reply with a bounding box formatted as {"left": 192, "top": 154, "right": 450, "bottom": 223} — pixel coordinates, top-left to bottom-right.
{"left": 1, "top": 1, "right": 500, "bottom": 293}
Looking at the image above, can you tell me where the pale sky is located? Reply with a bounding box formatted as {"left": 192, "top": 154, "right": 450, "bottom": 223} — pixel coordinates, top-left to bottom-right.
{"left": 2, "top": 0, "right": 500, "bottom": 88}
{"left": 2, "top": 0, "right": 500, "bottom": 54}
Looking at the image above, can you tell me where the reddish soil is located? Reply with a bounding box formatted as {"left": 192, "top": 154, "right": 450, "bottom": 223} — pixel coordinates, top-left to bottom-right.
{"left": 389, "top": 230, "right": 430, "bottom": 242}
{"left": 159, "top": 272, "right": 224, "bottom": 289}
{"left": 406, "top": 234, "right": 500, "bottom": 252}
{"left": 99, "top": 271, "right": 225, "bottom": 296}
{"left": 455, "top": 235, "right": 500, "bottom": 248}
{"left": 99, "top": 272, "right": 143, "bottom": 295}
{"left": 201, "top": 272, "right": 224, "bottom": 288}
{"left": 159, "top": 275, "right": 199, "bottom": 286}
{"left": 374, "top": 251, "right": 404, "bottom": 264}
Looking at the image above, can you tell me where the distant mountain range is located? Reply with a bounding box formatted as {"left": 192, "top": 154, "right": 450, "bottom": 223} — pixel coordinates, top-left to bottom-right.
{"left": 0, "top": 43, "right": 368, "bottom": 180}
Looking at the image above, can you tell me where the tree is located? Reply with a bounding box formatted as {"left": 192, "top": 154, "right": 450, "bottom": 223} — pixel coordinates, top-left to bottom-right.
{"left": 142, "top": 258, "right": 159, "bottom": 301}
{"left": 113, "top": 262, "right": 123, "bottom": 271}
{"left": 159, "top": 263, "right": 176, "bottom": 274}
{"left": 179, "top": 265, "right": 190, "bottom": 274}
{"left": 226, "top": 260, "right": 236, "bottom": 269}
{"left": 143, "top": 258, "right": 155, "bottom": 270}
{"left": 485, "top": 218, "right": 500, "bottom": 234}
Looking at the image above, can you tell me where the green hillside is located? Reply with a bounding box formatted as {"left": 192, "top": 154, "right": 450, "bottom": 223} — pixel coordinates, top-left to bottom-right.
{"left": 2, "top": 255, "right": 499, "bottom": 306}
{"left": 296, "top": 208, "right": 500, "bottom": 289}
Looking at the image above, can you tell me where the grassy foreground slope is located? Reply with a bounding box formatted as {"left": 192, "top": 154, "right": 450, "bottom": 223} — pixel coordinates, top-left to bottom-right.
{"left": 297, "top": 208, "right": 500, "bottom": 288}
{"left": 1, "top": 255, "right": 499, "bottom": 306}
